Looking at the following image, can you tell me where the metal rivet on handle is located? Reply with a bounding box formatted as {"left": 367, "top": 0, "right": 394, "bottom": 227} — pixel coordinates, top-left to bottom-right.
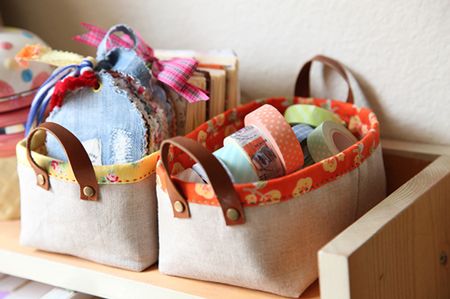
{"left": 174, "top": 201, "right": 185, "bottom": 213}
{"left": 440, "top": 251, "right": 448, "bottom": 266}
{"left": 37, "top": 174, "right": 45, "bottom": 186}
{"left": 226, "top": 208, "right": 240, "bottom": 221}
{"left": 83, "top": 186, "right": 95, "bottom": 197}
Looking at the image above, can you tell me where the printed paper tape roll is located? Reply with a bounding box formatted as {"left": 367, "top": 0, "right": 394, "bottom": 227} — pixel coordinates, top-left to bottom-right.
{"left": 0, "top": 123, "right": 25, "bottom": 135}
{"left": 292, "top": 124, "right": 315, "bottom": 167}
{"left": 213, "top": 142, "right": 259, "bottom": 183}
{"left": 307, "top": 121, "right": 358, "bottom": 162}
{"left": 245, "top": 104, "right": 303, "bottom": 174}
{"left": 224, "top": 125, "right": 284, "bottom": 180}
{"left": 284, "top": 104, "right": 342, "bottom": 127}
{"left": 0, "top": 106, "right": 28, "bottom": 135}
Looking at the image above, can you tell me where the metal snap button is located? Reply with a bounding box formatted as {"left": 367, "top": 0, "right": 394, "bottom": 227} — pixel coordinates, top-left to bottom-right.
{"left": 37, "top": 174, "right": 45, "bottom": 186}
{"left": 174, "top": 201, "right": 185, "bottom": 213}
{"left": 83, "top": 186, "right": 95, "bottom": 197}
{"left": 226, "top": 208, "right": 240, "bottom": 221}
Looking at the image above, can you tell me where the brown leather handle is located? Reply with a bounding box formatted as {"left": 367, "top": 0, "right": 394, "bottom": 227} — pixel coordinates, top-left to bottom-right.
{"left": 294, "top": 55, "right": 354, "bottom": 103}
{"left": 26, "top": 122, "right": 99, "bottom": 200}
{"left": 160, "top": 136, "right": 245, "bottom": 226}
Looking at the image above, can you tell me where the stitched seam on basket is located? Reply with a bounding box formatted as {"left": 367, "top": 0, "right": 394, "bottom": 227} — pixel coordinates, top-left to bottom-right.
{"left": 47, "top": 170, "right": 154, "bottom": 184}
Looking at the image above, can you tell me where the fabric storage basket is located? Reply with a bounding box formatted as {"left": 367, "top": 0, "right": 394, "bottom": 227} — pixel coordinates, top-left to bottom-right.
{"left": 156, "top": 56, "right": 387, "bottom": 297}
{"left": 17, "top": 122, "right": 159, "bottom": 271}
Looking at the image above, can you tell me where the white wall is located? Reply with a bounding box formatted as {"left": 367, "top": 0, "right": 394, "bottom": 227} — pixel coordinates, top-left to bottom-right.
{"left": 1, "top": 0, "right": 449, "bottom": 144}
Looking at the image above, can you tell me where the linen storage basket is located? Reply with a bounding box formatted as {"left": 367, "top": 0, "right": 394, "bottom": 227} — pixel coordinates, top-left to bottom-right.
{"left": 156, "top": 56, "right": 387, "bottom": 297}
{"left": 17, "top": 122, "right": 159, "bottom": 271}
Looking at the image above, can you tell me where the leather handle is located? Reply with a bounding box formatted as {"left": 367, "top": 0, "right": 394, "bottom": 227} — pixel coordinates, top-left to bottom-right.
{"left": 26, "top": 122, "right": 99, "bottom": 201}
{"left": 160, "top": 136, "right": 245, "bottom": 226}
{"left": 294, "top": 55, "right": 354, "bottom": 104}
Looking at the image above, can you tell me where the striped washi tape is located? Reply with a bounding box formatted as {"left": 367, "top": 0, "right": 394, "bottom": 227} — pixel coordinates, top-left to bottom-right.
{"left": 224, "top": 125, "right": 284, "bottom": 180}
{"left": 0, "top": 123, "right": 25, "bottom": 135}
{"left": 245, "top": 104, "right": 303, "bottom": 174}
{"left": 284, "top": 104, "right": 343, "bottom": 127}
{"left": 291, "top": 124, "right": 315, "bottom": 167}
{"left": 307, "top": 120, "right": 358, "bottom": 162}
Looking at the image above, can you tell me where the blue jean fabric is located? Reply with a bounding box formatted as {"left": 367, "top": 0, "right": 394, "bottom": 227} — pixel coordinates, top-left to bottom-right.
{"left": 46, "top": 71, "right": 147, "bottom": 165}
{"left": 96, "top": 25, "right": 174, "bottom": 134}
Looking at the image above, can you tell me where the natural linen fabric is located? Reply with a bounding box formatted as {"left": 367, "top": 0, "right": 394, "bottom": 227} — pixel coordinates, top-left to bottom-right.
{"left": 0, "top": 156, "right": 20, "bottom": 220}
{"left": 157, "top": 146, "right": 386, "bottom": 297}
{"left": 19, "top": 165, "right": 158, "bottom": 271}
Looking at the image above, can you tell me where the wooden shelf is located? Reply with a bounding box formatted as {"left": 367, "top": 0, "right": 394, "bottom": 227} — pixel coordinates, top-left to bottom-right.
{"left": 2, "top": 140, "right": 449, "bottom": 299}
{"left": 0, "top": 221, "right": 319, "bottom": 299}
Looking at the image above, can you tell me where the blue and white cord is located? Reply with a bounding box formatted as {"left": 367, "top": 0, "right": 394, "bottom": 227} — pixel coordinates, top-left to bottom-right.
{"left": 25, "top": 59, "right": 94, "bottom": 134}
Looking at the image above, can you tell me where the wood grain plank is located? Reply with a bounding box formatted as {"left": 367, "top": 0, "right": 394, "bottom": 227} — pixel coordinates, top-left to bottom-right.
{"left": 319, "top": 155, "right": 450, "bottom": 299}
{"left": 0, "top": 221, "right": 319, "bottom": 299}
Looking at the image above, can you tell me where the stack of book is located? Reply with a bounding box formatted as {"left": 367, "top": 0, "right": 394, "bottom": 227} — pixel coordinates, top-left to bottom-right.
{"left": 155, "top": 49, "right": 240, "bottom": 134}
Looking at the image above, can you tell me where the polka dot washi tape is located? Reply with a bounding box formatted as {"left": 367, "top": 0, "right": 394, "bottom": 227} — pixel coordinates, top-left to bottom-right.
{"left": 244, "top": 104, "right": 303, "bottom": 174}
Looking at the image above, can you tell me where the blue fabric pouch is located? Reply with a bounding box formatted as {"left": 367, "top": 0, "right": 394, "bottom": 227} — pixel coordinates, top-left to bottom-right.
{"left": 41, "top": 24, "right": 175, "bottom": 165}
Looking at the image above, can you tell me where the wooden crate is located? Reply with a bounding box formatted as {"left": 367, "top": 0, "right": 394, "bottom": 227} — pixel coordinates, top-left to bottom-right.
{"left": 0, "top": 140, "right": 448, "bottom": 298}
{"left": 320, "top": 140, "right": 450, "bottom": 299}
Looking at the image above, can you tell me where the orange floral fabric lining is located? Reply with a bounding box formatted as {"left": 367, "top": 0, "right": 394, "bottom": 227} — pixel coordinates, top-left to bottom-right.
{"left": 156, "top": 97, "right": 380, "bottom": 207}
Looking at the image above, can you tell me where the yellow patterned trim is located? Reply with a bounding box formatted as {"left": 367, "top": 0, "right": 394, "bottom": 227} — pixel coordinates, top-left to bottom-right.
{"left": 16, "top": 139, "right": 159, "bottom": 185}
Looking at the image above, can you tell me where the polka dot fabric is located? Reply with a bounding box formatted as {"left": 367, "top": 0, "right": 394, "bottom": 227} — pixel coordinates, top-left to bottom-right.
{"left": 0, "top": 27, "right": 52, "bottom": 100}
{"left": 245, "top": 104, "right": 303, "bottom": 174}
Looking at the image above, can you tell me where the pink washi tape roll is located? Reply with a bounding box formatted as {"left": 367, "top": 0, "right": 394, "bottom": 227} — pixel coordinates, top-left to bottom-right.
{"left": 224, "top": 125, "right": 285, "bottom": 180}
{"left": 244, "top": 104, "right": 304, "bottom": 173}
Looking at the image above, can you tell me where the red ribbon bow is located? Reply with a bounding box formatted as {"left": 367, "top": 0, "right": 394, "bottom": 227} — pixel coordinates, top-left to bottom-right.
{"left": 73, "top": 23, "right": 209, "bottom": 103}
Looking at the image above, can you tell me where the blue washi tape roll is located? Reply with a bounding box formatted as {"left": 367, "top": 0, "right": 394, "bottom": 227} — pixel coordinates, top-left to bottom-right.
{"left": 292, "top": 124, "right": 314, "bottom": 143}
{"left": 292, "top": 124, "right": 315, "bottom": 167}
{"left": 213, "top": 142, "right": 259, "bottom": 183}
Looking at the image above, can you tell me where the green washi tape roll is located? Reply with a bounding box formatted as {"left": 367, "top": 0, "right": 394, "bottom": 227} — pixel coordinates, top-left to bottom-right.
{"left": 307, "top": 121, "right": 358, "bottom": 162}
{"left": 284, "top": 104, "right": 343, "bottom": 127}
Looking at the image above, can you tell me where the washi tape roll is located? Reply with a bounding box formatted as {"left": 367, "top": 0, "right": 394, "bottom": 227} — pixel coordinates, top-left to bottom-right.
{"left": 245, "top": 104, "right": 303, "bottom": 174}
{"left": 284, "top": 104, "right": 342, "bottom": 127}
{"left": 213, "top": 142, "right": 259, "bottom": 183}
{"left": 192, "top": 158, "right": 234, "bottom": 184}
{"left": 307, "top": 121, "right": 358, "bottom": 162}
{"left": 0, "top": 123, "right": 25, "bottom": 135}
{"left": 302, "top": 144, "right": 315, "bottom": 167}
{"left": 0, "top": 107, "right": 28, "bottom": 135}
{"left": 224, "top": 125, "right": 284, "bottom": 180}
{"left": 291, "top": 124, "right": 315, "bottom": 167}
{"left": 292, "top": 123, "right": 314, "bottom": 143}
{"left": 176, "top": 168, "right": 205, "bottom": 183}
